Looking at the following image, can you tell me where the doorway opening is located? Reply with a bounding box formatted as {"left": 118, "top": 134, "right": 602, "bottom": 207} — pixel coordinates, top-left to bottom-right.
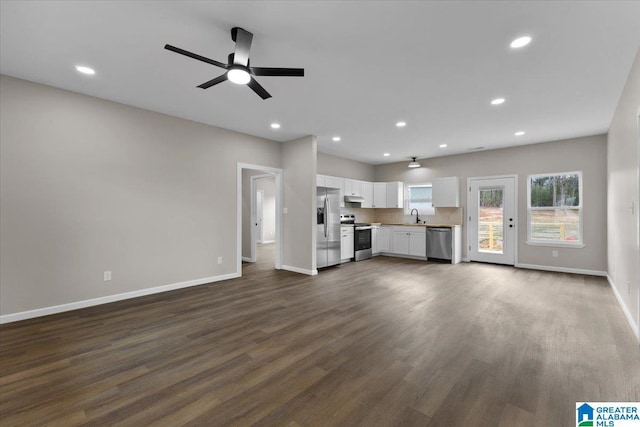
{"left": 467, "top": 175, "right": 517, "bottom": 265}
{"left": 237, "top": 163, "right": 283, "bottom": 276}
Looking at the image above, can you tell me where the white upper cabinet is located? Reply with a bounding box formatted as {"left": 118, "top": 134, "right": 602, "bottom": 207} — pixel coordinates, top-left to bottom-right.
{"left": 324, "top": 175, "right": 345, "bottom": 207}
{"left": 361, "top": 181, "right": 373, "bottom": 208}
{"left": 432, "top": 176, "right": 460, "bottom": 207}
{"left": 386, "top": 181, "right": 404, "bottom": 208}
{"left": 373, "top": 182, "right": 387, "bottom": 208}
{"left": 319, "top": 175, "right": 403, "bottom": 209}
{"left": 344, "top": 179, "right": 362, "bottom": 196}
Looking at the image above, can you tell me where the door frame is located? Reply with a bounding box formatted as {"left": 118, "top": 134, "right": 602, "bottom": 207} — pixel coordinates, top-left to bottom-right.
{"left": 237, "top": 163, "right": 283, "bottom": 275}
{"left": 466, "top": 174, "right": 518, "bottom": 265}
{"left": 256, "top": 189, "right": 264, "bottom": 244}
{"left": 250, "top": 174, "right": 274, "bottom": 261}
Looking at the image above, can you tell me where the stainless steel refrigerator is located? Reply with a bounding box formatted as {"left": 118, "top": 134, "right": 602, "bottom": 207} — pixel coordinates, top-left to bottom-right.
{"left": 317, "top": 186, "right": 341, "bottom": 268}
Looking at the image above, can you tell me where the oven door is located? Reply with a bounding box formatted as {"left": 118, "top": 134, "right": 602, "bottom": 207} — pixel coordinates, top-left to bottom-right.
{"left": 355, "top": 228, "right": 372, "bottom": 251}
{"left": 354, "top": 228, "right": 372, "bottom": 261}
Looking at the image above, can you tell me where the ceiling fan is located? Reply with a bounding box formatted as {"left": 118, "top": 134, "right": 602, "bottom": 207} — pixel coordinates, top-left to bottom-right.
{"left": 165, "top": 27, "right": 304, "bottom": 100}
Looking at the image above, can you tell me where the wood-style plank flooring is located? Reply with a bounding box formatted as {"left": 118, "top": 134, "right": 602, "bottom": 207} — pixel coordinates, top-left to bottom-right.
{"left": 1, "top": 244, "right": 639, "bottom": 426}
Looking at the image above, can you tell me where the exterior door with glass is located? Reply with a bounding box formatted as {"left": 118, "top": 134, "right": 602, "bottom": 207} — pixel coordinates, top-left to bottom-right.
{"left": 468, "top": 176, "right": 517, "bottom": 265}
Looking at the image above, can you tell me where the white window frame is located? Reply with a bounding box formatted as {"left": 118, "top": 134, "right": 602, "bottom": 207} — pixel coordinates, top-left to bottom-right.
{"left": 405, "top": 184, "right": 434, "bottom": 215}
{"left": 526, "top": 171, "right": 584, "bottom": 248}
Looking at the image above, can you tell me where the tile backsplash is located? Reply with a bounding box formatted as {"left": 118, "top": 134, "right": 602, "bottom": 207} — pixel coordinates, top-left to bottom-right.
{"left": 341, "top": 207, "right": 463, "bottom": 225}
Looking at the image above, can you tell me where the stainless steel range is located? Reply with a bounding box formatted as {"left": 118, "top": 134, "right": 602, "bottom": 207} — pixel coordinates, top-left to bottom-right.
{"left": 340, "top": 214, "right": 372, "bottom": 261}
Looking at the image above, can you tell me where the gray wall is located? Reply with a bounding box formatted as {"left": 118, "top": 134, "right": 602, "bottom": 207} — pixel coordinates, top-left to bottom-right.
{"left": 0, "top": 75, "right": 283, "bottom": 316}
{"left": 375, "top": 135, "right": 608, "bottom": 272}
{"left": 607, "top": 48, "right": 640, "bottom": 330}
{"left": 282, "top": 136, "right": 317, "bottom": 273}
{"left": 317, "top": 152, "right": 375, "bottom": 181}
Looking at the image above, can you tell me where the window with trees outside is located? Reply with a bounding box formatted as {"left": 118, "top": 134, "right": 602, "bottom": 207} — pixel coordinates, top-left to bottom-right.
{"left": 527, "top": 172, "right": 583, "bottom": 246}
{"left": 407, "top": 185, "right": 433, "bottom": 214}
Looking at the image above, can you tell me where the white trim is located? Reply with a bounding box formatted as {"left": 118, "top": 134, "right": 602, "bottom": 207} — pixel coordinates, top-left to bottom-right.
{"left": 237, "top": 163, "right": 283, "bottom": 277}
{"left": 281, "top": 265, "right": 318, "bottom": 276}
{"left": 0, "top": 272, "right": 240, "bottom": 324}
{"left": 607, "top": 275, "right": 640, "bottom": 343}
{"left": 250, "top": 174, "right": 273, "bottom": 261}
{"left": 525, "top": 240, "right": 586, "bottom": 248}
{"left": 259, "top": 240, "right": 276, "bottom": 244}
{"left": 378, "top": 253, "right": 428, "bottom": 261}
{"left": 636, "top": 108, "right": 640, "bottom": 331}
{"left": 242, "top": 256, "right": 252, "bottom": 263}
{"left": 526, "top": 171, "right": 583, "bottom": 247}
{"left": 515, "top": 262, "right": 606, "bottom": 277}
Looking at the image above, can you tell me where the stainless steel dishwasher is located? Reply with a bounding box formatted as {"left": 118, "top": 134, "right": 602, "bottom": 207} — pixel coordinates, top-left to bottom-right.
{"left": 426, "top": 227, "right": 452, "bottom": 261}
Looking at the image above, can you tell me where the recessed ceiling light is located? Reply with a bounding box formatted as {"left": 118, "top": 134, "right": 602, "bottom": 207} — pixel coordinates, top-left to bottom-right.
{"left": 490, "top": 98, "right": 505, "bottom": 105}
{"left": 396, "top": 121, "right": 407, "bottom": 127}
{"left": 510, "top": 36, "right": 532, "bottom": 49}
{"left": 75, "top": 65, "right": 95, "bottom": 75}
{"left": 227, "top": 68, "right": 251, "bottom": 85}
{"left": 383, "top": 153, "right": 390, "bottom": 157}
{"left": 439, "top": 144, "right": 447, "bottom": 148}
{"left": 332, "top": 136, "right": 341, "bottom": 142}
{"left": 270, "top": 123, "right": 281, "bottom": 129}
{"left": 515, "top": 131, "right": 525, "bottom": 136}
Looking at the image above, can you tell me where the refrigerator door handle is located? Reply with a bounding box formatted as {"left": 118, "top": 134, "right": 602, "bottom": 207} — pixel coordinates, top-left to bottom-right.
{"left": 324, "top": 197, "right": 329, "bottom": 237}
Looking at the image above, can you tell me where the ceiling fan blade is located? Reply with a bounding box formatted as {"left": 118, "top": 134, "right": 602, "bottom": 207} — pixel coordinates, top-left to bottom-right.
{"left": 197, "top": 74, "right": 228, "bottom": 89}
{"left": 164, "top": 44, "right": 228, "bottom": 69}
{"left": 247, "top": 78, "right": 272, "bottom": 100}
{"left": 231, "top": 27, "right": 253, "bottom": 66}
{"left": 250, "top": 67, "right": 305, "bottom": 77}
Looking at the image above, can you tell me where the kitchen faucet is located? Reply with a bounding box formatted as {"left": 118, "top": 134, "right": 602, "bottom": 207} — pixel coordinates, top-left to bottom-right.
{"left": 410, "top": 208, "right": 420, "bottom": 224}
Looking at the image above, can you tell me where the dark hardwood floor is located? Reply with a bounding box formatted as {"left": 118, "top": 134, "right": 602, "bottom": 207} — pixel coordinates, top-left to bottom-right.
{"left": 1, "top": 244, "right": 639, "bottom": 426}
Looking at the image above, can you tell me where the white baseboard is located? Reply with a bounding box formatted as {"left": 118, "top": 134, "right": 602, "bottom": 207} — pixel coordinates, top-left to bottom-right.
{"left": 281, "top": 265, "right": 318, "bottom": 276}
{"left": 0, "top": 272, "right": 240, "bottom": 324}
{"left": 378, "top": 253, "right": 429, "bottom": 261}
{"left": 259, "top": 240, "right": 275, "bottom": 244}
{"left": 242, "top": 256, "right": 254, "bottom": 263}
{"left": 515, "top": 263, "right": 606, "bottom": 277}
{"left": 462, "top": 257, "right": 470, "bottom": 262}
{"left": 607, "top": 275, "right": 640, "bottom": 343}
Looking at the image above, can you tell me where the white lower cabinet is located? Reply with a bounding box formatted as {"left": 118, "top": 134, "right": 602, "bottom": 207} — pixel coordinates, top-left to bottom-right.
{"left": 341, "top": 227, "right": 354, "bottom": 260}
{"left": 376, "top": 226, "right": 391, "bottom": 253}
{"left": 409, "top": 232, "right": 427, "bottom": 257}
{"left": 391, "top": 226, "right": 426, "bottom": 257}
{"left": 372, "top": 226, "right": 379, "bottom": 254}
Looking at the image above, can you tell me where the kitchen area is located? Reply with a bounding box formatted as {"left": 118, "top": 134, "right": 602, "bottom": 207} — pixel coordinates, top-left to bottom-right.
{"left": 316, "top": 174, "right": 463, "bottom": 269}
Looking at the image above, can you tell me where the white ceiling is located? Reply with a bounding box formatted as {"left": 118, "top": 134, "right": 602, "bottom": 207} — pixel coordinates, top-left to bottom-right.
{"left": 1, "top": 1, "right": 639, "bottom": 165}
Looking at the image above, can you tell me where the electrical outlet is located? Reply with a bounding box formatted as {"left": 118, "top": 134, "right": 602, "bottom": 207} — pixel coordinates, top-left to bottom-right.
{"left": 104, "top": 271, "right": 112, "bottom": 281}
{"left": 552, "top": 250, "right": 558, "bottom": 258}
{"left": 217, "top": 256, "right": 223, "bottom": 265}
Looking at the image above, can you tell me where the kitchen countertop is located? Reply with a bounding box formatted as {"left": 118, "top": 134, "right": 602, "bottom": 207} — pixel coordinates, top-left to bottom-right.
{"left": 380, "top": 223, "right": 461, "bottom": 227}
{"left": 342, "top": 223, "right": 461, "bottom": 227}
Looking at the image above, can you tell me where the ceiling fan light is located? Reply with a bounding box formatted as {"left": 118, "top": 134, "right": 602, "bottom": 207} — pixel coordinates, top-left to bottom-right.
{"left": 228, "top": 68, "right": 251, "bottom": 85}
{"left": 408, "top": 157, "right": 421, "bottom": 168}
